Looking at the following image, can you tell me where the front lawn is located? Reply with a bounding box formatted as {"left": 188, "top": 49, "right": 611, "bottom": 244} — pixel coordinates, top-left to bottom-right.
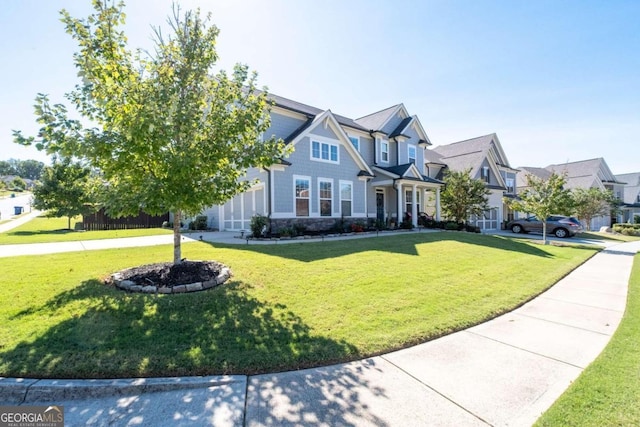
{"left": 0, "top": 232, "right": 596, "bottom": 378}
{"left": 536, "top": 253, "right": 640, "bottom": 426}
{"left": 0, "top": 215, "right": 172, "bottom": 245}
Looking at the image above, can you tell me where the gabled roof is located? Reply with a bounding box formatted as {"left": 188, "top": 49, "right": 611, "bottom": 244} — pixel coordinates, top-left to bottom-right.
{"left": 269, "top": 93, "right": 368, "bottom": 132}
{"left": 615, "top": 172, "right": 640, "bottom": 204}
{"left": 517, "top": 166, "right": 553, "bottom": 188}
{"left": 388, "top": 116, "right": 432, "bottom": 146}
{"left": 287, "top": 109, "right": 374, "bottom": 177}
{"left": 373, "top": 163, "right": 443, "bottom": 185}
{"left": 431, "top": 134, "right": 512, "bottom": 167}
{"left": 354, "top": 104, "right": 408, "bottom": 131}
{"left": 545, "top": 158, "right": 624, "bottom": 190}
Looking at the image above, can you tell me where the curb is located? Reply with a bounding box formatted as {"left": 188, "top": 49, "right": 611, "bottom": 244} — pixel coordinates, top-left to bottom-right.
{"left": 0, "top": 375, "right": 246, "bottom": 404}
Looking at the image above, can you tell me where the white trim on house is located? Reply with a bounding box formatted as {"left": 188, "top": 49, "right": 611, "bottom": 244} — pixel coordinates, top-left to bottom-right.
{"left": 310, "top": 137, "right": 340, "bottom": 164}
{"left": 318, "top": 177, "right": 334, "bottom": 217}
{"left": 339, "top": 179, "right": 353, "bottom": 217}
{"left": 293, "top": 174, "right": 311, "bottom": 217}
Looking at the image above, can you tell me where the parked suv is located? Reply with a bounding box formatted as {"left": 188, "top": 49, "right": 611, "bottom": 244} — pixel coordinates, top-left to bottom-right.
{"left": 506, "top": 215, "right": 583, "bottom": 238}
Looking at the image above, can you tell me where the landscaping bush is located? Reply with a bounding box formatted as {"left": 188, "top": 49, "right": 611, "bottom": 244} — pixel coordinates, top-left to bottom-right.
{"left": 444, "top": 221, "right": 463, "bottom": 231}
{"left": 613, "top": 223, "right": 640, "bottom": 236}
{"left": 250, "top": 214, "right": 269, "bottom": 238}
{"left": 188, "top": 215, "right": 208, "bottom": 230}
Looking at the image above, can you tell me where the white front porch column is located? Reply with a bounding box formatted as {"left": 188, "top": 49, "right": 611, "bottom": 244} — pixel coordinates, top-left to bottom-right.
{"left": 436, "top": 187, "right": 441, "bottom": 221}
{"left": 412, "top": 185, "right": 418, "bottom": 227}
{"left": 397, "top": 184, "right": 403, "bottom": 224}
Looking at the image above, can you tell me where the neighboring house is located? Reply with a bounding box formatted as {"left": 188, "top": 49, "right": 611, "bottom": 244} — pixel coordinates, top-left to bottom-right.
{"left": 202, "top": 94, "right": 444, "bottom": 232}
{"left": 614, "top": 172, "right": 640, "bottom": 223}
{"left": 0, "top": 175, "right": 35, "bottom": 190}
{"left": 427, "top": 134, "right": 519, "bottom": 231}
{"left": 518, "top": 158, "right": 625, "bottom": 229}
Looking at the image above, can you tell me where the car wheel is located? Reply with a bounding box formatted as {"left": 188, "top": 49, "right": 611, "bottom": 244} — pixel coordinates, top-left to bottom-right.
{"left": 554, "top": 228, "right": 568, "bottom": 238}
{"left": 511, "top": 224, "right": 523, "bottom": 234}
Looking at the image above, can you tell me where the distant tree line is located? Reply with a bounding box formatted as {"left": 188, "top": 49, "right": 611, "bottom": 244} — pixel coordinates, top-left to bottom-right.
{"left": 0, "top": 159, "right": 45, "bottom": 180}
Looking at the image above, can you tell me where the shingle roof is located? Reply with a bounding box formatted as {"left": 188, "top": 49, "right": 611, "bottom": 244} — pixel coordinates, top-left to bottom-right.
{"left": 388, "top": 117, "right": 413, "bottom": 139}
{"left": 431, "top": 134, "right": 496, "bottom": 159}
{"left": 517, "top": 166, "right": 553, "bottom": 188}
{"left": 354, "top": 104, "right": 401, "bottom": 131}
{"left": 546, "top": 157, "right": 624, "bottom": 188}
{"left": 269, "top": 93, "right": 368, "bottom": 132}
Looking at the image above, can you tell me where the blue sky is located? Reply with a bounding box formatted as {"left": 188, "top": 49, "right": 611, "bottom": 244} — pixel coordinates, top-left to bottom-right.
{"left": 2, "top": 0, "right": 638, "bottom": 173}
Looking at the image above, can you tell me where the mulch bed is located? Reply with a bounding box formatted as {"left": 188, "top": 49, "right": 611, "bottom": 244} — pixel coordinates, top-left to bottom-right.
{"left": 107, "top": 260, "right": 231, "bottom": 293}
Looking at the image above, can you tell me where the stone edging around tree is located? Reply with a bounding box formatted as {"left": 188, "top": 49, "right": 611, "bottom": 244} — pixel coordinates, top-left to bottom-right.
{"left": 109, "top": 266, "right": 232, "bottom": 294}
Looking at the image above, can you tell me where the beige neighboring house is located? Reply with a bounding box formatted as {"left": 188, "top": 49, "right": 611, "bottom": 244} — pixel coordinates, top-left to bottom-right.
{"left": 615, "top": 172, "right": 640, "bottom": 223}
{"left": 427, "top": 133, "right": 519, "bottom": 230}
{"left": 518, "top": 158, "right": 625, "bottom": 230}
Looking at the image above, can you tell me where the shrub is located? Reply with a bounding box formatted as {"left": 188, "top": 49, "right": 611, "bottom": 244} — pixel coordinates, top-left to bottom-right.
{"left": 279, "top": 226, "right": 294, "bottom": 237}
{"left": 293, "top": 223, "right": 306, "bottom": 236}
{"left": 613, "top": 223, "right": 640, "bottom": 236}
{"left": 190, "top": 215, "right": 208, "bottom": 230}
{"left": 635, "top": 216, "right": 640, "bottom": 225}
{"left": 250, "top": 214, "right": 269, "bottom": 238}
{"left": 444, "top": 221, "right": 461, "bottom": 230}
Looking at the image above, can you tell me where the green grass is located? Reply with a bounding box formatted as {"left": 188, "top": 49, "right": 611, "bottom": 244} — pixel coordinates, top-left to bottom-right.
{"left": 0, "top": 215, "right": 171, "bottom": 244}
{"left": 0, "top": 232, "right": 596, "bottom": 378}
{"left": 535, "top": 253, "right": 640, "bottom": 427}
{"left": 578, "top": 231, "right": 640, "bottom": 242}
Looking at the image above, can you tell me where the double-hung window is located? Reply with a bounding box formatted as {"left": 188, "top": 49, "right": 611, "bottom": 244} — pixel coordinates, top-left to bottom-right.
{"left": 408, "top": 145, "right": 417, "bottom": 164}
{"left": 319, "top": 179, "right": 333, "bottom": 216}
{"left": 311, "top": 140, "right": 338, "bottom": 163}
{"left": 340, "top": 181, "right": 352, "bottom": 217}
{"left": 381, "top": 140, "right": 389, "bottom": 163}
{"left": 295, "top": 177, "right": 310, "bottom": 217}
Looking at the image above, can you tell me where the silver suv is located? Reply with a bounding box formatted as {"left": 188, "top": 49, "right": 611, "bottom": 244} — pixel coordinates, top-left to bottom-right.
{"left": 506, "top": 215, "right": 583, "bottom": 238}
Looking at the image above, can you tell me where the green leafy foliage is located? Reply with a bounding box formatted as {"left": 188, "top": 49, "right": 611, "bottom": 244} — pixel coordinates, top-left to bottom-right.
{"left": 505, "top": 172, "right": 573, "bottom": 243}
{"left": 13, "top": 1, "right": 287, "bottom": 263}
{"left": 440, "top": 168, "right": 490, "bottom": 224}
{"left": 572, "top": 187, "right": 619, "bottom": 231}
{"left": 0, "top": 159, "right": 45, "bottom": 180}
{"left": 33, "top": 157, "right": 97, "bottom": 229}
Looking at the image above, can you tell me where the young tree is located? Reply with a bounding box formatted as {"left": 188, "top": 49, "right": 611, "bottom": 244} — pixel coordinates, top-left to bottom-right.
{"left": 11, "top": 177, "right": 26, "bottom": 191}
{"left": 504, "top": 172, "right": 573, "bottom": 243}
{"left": 440, "top": 168, "right": 490, "bottom": 225}
{"left": 33, "top": 157, "right": 95, "bottom": 230}
{"left": 571, "top": 187, "right": 618, "bottom": 231}
{"left": 14, "top": 1, "right": 287, "bottom": 264}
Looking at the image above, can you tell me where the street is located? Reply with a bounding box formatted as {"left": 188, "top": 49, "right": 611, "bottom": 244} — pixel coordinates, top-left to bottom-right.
{"left": 0, "top": 193, "right": 32, "bottom": 221}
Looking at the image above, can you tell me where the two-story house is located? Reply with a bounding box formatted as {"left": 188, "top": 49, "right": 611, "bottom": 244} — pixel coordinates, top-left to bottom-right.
{"left": 519, "top": 158, "right": 625, "bottom": 229}
{"left": 614, "top": 172, "right": 640, "bottom": 224}
{"left": 427, "top": 134, "right": 519, "bottom": 231}
{"left": 202, "top": 94, "right": 444, "bottom": 232}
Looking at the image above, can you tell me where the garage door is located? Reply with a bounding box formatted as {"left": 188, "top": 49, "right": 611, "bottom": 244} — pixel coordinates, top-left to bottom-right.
{"left": 222, "top": 186, "right": 266, "bottom": 231}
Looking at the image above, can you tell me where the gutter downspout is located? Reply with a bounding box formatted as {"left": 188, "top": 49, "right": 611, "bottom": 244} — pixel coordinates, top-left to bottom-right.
{"left": 369, "top": 130, "right": 377, "bottom": 165}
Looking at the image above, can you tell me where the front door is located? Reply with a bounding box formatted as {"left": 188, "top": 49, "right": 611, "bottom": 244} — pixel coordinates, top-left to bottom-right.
{"left": 376, "top": 191, "right": 385, "bottom": 222}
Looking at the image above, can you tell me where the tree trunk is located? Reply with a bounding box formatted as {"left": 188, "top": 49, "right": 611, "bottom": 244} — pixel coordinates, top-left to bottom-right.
{"left": 542, "top": 221, "right": 549, "bottom": 245}
{"left": 67, "top": 216, "right": 71, "bottom": 230}
{"left": 173, "top": 210, "right": 182, "bottom": 264}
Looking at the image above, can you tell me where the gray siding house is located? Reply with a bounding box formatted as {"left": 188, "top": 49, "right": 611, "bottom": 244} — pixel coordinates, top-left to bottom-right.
{"left": 202, "top": 94, "right": 444, "bottom": 232}
{"left": 428, "top": 134, "right": 519, "bottom": 230}
{"left": 519, "top": 158, "right": 625, "bottom": 230}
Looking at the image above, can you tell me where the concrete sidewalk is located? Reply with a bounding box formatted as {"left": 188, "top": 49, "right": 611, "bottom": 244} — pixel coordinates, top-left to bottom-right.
{"left": 2, "top": 240, "right": 639, "bottom": 426}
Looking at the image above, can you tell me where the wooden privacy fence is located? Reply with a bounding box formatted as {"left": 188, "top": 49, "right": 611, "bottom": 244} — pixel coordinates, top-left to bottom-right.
{"left": 82, "top": 209, "right": 169, "bottom": 231}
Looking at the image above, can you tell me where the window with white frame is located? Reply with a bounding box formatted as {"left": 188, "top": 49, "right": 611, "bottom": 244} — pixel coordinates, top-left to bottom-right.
{"left": 506, "top": 178, "right": 515, "bottom": 193}
{"left": 319, "top": 179, "right": 333, "bottom": 216}
{"left": 295, "top": 177, "right": 310, "bottom": 217}
{"left": 381, "top": 140, "right": 389, "bottom": 163}
{"left": 348, "top": 135, "right": 360, "bottom": 151}
{"left": 340, "top": 181, "right": 352, "bottom": 216}
{"left": 408, "top": 145, "right": 417, "bottom": 164}
{"left": 481, "top": 166, "right": 490, "bottom": 183}
{"left": 311, "top": 140, "right": 339, "bottom": 163}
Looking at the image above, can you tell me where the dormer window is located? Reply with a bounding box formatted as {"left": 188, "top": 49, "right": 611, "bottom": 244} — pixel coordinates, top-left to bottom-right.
{"left": 481, "top": 166, "right": 490, "bottom": 183}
